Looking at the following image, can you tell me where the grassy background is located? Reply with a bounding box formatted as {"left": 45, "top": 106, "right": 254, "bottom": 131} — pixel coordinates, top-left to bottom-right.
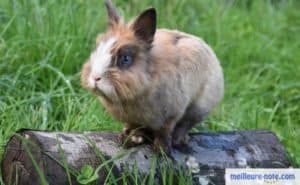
{"left": 0, "top": 0, "right": 300, "bottom": 182}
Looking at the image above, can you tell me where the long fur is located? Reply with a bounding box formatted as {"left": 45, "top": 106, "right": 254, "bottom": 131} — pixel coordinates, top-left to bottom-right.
{"left": 81, "top": 1, "right": 224, "bottom": 152}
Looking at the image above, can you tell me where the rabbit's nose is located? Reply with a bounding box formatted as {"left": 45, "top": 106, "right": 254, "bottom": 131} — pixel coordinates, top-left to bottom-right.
{"left": 94, "top": 76, "right": 101, "bottom": 82}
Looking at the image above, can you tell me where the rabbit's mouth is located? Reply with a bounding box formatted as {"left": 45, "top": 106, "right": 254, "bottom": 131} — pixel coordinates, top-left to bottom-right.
{"left": 94, "top": 88, "right": 114, "bottom": 103}
{"left": 94, "top": 81, "right": 117, "bottom": 103}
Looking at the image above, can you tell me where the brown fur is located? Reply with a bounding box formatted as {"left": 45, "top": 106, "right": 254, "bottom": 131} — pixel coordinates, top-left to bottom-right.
{"left": 81, "top": 1, "right": 224, "bottom": 153}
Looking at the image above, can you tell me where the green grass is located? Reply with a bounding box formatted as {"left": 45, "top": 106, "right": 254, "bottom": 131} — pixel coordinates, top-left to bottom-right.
{"left": 0, "top": 0, "right": 300, "bottom": 183}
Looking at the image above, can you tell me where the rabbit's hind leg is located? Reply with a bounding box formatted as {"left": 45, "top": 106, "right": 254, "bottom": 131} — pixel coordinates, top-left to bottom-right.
{"left": 172, "top": 105, "right": 207, "bottom": 148}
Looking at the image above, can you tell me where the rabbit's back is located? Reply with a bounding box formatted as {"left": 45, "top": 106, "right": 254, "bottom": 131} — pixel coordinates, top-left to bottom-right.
{"left": 150, "top": 29, "right": 224, "bottom": 115}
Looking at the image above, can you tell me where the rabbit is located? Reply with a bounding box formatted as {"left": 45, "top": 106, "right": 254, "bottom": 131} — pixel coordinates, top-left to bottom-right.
{"left": 81, "top": 0, "right": 224, "bottom": 154}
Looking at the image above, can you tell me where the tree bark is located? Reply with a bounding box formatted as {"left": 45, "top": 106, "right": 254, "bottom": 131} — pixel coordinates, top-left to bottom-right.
{"left": 1, "top": 129, "right": 291, "bottom": 185}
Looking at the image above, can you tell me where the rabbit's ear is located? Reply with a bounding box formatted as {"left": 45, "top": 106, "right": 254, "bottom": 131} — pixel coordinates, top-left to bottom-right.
{"left": 104, "top": 0, "right": 121, "bottom": 27}
{"left": 132, "top": 8, "right": 156, "bottom": 44}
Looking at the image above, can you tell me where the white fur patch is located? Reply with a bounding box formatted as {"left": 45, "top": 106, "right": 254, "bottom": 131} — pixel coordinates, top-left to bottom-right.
{"left": 131, "top": 135, "right": 144, "bottom": 144}
{"left": 88, "top": 37, "right": 116, "bottom": 89}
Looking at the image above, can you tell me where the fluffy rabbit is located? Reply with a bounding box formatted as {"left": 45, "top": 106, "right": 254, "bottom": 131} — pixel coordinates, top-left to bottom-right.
{"left": 81, "top": 0, "right": 224, "bottom": 153}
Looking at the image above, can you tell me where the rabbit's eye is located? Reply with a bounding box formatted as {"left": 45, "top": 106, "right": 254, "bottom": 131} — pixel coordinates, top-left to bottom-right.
{"left": 118, "top": 54, "right": 133, "bottom": 68}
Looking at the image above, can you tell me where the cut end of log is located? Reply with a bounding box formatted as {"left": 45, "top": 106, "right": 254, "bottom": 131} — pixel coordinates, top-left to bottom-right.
{"left": 1, "top": 129, "right": 292, "bottom": 185}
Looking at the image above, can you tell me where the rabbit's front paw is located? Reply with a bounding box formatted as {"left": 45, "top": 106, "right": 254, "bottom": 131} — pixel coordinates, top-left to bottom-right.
{"left": 119, "top": 126, "right": 145, "bottom": 148}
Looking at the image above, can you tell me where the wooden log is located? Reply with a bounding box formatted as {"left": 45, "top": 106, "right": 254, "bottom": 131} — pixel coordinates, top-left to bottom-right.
{"left": 1, "top": 129, "right": 291, "bottom": 185}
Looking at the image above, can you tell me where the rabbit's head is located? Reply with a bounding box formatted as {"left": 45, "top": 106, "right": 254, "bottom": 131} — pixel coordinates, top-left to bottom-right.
{"left": 81, "top": 0, "right": 156, "bottom": 102}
